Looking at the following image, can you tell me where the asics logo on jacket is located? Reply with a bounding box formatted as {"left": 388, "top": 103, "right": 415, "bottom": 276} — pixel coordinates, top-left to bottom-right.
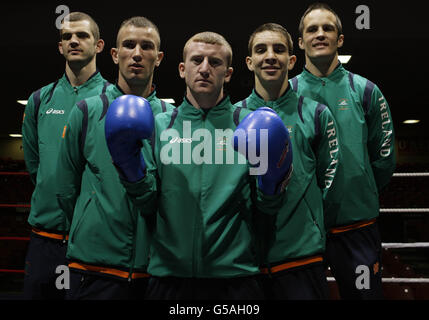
{"left": 45, "top": 108, "right": 65, "bottom": 115}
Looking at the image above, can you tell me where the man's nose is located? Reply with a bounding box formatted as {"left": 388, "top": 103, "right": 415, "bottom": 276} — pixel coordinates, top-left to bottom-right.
{"left": 70, "top": 34, "right": 80, "bottom": 47}
{"left": 199, "top": 58, "right": 210, "bottom": 77}
{"left": 132, "top": 45, "right": 143, "bottom": 62}
{"left": 264, "top": 48, "right": 277, "bottom": 64}
{"left": 316, "top": 27, "right": 326, "bottom": 39}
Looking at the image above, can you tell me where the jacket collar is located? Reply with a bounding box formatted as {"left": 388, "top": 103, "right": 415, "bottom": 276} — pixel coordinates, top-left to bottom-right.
{"left": 302, "top": 61, "right": 346, "bottom": 82}
{"left": 178, "top": 94, "right": 231, "bottom": 119}
{"left": 61, "top": 69, "right": 101, "bottom": 89}
{"left": 113, "top": 82, "right": 158, "bottom": 102}
{"left": 248, "top": 84, "right": 295, "bottom": 109}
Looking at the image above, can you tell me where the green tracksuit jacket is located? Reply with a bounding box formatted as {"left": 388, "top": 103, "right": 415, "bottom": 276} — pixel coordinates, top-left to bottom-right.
{"left": 236, "top": 87, "right": 340, "bottom": 265}
{"left": 55, "top": 84, "right": 174, "bottom": 273}
{"left": 22, "top": 71, "right": 109, "bottom": 233}
{"left": 291, "top": 64, "right": 396, "bottom": 230}
{"left": 122, "top": 96, "right": 284, "bottom": 278}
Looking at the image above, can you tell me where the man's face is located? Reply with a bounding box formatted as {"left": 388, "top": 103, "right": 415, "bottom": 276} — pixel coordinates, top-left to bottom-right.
{"left": 58, "top": 20, "right": 103, "bottom": 66}
{"left": 111, "top": 25, "right": 163, "bottom": 86}
{"left": 179, "top": 41, "right": 233, "bottom": 98}
{"left": 299, "top": 9, "right": 344, "bottom": 61}
{"left": 246, "top": 30, "right": 296, "bottom": 85}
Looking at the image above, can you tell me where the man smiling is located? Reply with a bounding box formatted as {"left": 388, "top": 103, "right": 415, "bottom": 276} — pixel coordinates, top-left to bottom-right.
{"left": 236, "top": 22, "right": 339, "bottom": 300}
{"left": 291, "top": 3, "right": 396, "bottom": 299}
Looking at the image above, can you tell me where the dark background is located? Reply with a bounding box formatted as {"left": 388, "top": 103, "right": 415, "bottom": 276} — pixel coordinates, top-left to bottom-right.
{"left": 1, "top": 0, "right": 427, "bottom": 139}
{"left": 1, "top": 1, "right": 429, "bottom": 300}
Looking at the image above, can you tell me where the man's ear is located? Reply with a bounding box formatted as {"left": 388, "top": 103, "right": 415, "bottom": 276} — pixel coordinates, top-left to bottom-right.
{"left": 111, "top": 47, "right": 119, "bottom": 64}
{"left": 298, "top": 37, "right": 304, "bottom": 50}
{"left": 58, "top": 41, "right": 64, "bottom": 55}
{"left": 156, "top": 51, "right": 164, "bottom": 67}
{"left": 95, "top": 39, "right": 105, "bottom": 54}
{"left": 178, "top": 62, "right": 185, "bottom": 79}
{"left": 288, "top": 55, "right": 297, "bottom": 71}
{"left": 245, "top": 56, "right": 254, "bottom": 72}
{"left": 337, "top": 34, "right": 344, "bottom": 49}
{"left": 224, "top": 66, "right": 234, "bottom": 83}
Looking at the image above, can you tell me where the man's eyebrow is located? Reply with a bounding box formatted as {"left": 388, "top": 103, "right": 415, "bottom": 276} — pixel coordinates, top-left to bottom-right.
{"left": 122, "top": 39, "right": 155, "bottom": 45}
{"left": 306, "top": 23, "right": 335, "bottom": 30}
{"left": 61, "top": 30, "right": 90, "bottom": 37}
{"left": 189, "top": 54, "right": 203, "bottom": 60}
{"left": 254, "top": 43, "right": 267, "bottom": 48}
{"left": 306, "top": 24, "right": 318, "bottom": 30}
{"left": 253, "top": 42, "right": 286, "bottom": 50}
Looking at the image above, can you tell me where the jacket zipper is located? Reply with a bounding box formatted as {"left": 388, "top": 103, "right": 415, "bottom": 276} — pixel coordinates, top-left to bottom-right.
{"left": 128, "top": 210, "right": 138, "bottom": 282}
{"left": 61, "top": 89, "right": 80, "bottom": 241}
{"left": 193, "top": 113, "right": 207, "bottom": 276}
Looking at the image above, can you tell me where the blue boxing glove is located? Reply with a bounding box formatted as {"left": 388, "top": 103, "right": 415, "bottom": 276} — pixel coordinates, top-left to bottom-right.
{"left": 105, "top": 95, "right": 154, "bottom": 183}
{"left": 233, "top": 107, "right": 293, "bottom": 195}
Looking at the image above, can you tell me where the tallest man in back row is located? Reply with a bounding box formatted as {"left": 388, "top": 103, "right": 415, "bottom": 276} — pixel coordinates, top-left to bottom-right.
{"left": 291, "top": 2, "right": 396, "bottom": 299}
{"left": 22, "top": 12, "right": 109, "bottom": 299}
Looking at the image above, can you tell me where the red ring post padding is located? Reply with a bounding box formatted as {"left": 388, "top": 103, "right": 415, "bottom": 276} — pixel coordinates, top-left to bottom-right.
{"left": 0, "top": 269, "right": 25, "bottom": 274}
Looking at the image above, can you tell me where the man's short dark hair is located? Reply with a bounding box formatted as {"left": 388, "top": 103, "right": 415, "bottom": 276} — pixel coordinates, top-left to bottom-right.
{"left": 116, "top": 16, "right": 161, "bottom": 49}
{"left": 59, "top": 12, "right": 100, "bottom": 41}
{"left": 248, "top": 23, "right": 294, "bottom": 56}
{"left": 298, "top": 2, "right": 343, "bottom": 38}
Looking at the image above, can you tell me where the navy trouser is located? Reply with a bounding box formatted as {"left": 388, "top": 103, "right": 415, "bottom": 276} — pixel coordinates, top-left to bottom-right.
{"left": 260, "top": 261, "right": 329, "bottom": 300}
{"left": 23, "top": 232, "right": 68, "bottom": 300}
{"left": 325, "top": 221, "right": 384, "bottom": 300}
{"left": 145, "top": 276, "right": 264, "bottom": 300}
{"left": 66, "top": 269, "right": 149, "bottom": 300}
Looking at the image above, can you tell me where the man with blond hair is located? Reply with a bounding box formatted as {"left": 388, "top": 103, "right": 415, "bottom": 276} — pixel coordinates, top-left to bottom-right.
{"left": 105, "top": 31, "right": 292, "bottom": 299}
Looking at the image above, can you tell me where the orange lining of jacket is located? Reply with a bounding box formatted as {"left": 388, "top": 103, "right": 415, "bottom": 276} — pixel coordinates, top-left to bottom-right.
{"left": 260, "top": 255, "right": 323, "bottom": 274}
{"left": 69, "top": 262, "right": 150, "bottom": 279}
{"left": 329, "top": 219, "right": 376, "bottom": 234}
{"left": 32, "top": 228, "right": 69, "bottom": 241}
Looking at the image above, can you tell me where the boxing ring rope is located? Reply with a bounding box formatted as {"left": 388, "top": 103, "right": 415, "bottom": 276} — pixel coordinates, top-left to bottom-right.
{"left": 0, "top": 204, "right": 31, "bottom": 208}
{"left": 0, "top": 171, "right": 31, "bottom": 275}
{"left": 393, "top": 173, "right": 429, "bottom": 177}
{"left": 380, "top": 208, "right": 429, "bottom": 213}
{"left": 325, "top": 242, "right": 429, "bottom": 284}
{"left": 328, "top": 172, "right": 429, "bottom": 287}
{"left": 1, "top": 172, "right": 429, "bottom": 291}
{"left": 326, "top": 277, "right": 429, "bottom": 283}
{"left": 383, "top": 242, "right": 429, "bottom": 249}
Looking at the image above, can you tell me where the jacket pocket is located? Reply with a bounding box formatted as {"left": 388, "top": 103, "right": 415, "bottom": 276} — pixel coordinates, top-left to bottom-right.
{"left": 69, "top": 193, "right": 93, "bottom": 243}
{"left": 303, "top": 194, "right": 325, "bottom": 240}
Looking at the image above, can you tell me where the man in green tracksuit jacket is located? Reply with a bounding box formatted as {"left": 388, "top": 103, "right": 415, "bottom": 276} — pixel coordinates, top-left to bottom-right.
{"left": 236, "top": 23, "right": 340, "bottom": 299}
{"left": 291, "top": 3, "right": 396, "bottom": 299}
{"left": 21, "top": 12, "right": 108, "bottom": 299}
{"left": 55, "top": 17, "right": 174, "bottom": 299}
{"left": 110, "top": 32, "right": 287, "bottom": 300}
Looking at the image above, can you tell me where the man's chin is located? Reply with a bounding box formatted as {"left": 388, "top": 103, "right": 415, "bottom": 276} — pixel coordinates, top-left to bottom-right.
{"left": 125, "top": 76, "right": 149, "bottom": 87}
{"left": 260, "top": 74, "right": 283, "bottom": 83}
{"left": 309, "top": 53, "right": 337, "bottom": 64}
{"left": 66, "top": 56, "right": 92, "bottom": 69}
